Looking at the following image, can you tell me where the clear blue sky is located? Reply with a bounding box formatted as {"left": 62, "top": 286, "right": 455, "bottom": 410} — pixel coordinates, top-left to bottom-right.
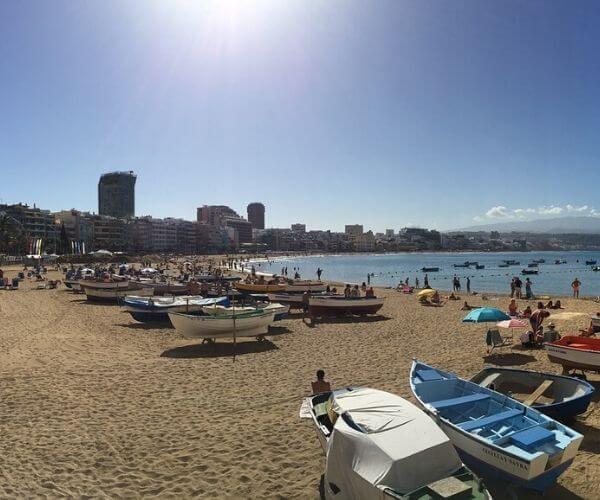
{"left": 1, "top": 0, "right": 599, "bottom": 231}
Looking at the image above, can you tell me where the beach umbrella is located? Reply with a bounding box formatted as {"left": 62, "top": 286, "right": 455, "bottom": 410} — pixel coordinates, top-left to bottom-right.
{"left": 417, "top": 288, "right": 437, "bottom": 299}
{"left": 497, "top": 318, "right": 528, "bottom": 338}
{"left": 462, "top": 307, "right": 510, "bottom": 323}
{"left": 496, "top": 319, "right": 528, "bottom": 329}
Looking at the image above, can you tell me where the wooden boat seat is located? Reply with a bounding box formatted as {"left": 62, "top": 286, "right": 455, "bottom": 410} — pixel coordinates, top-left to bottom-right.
{"left": 430, "top": 393, "right": 490, "bottom": 410}
{"left": 509, "top": 426, "right": 555, "bottom": 450}
{"left": 458, "top": 409, "right": 522, "bottom": 432}
{"left": 523, "top": 380, "right": 553, "bottom": 406}
{"left": 416, "top": 369, "right": 445, "bottom": 382}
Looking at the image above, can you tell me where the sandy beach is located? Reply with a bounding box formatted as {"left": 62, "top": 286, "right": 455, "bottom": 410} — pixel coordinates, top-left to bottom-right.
{"left": 1, "top": 267, "right": 599, "bottom": 498}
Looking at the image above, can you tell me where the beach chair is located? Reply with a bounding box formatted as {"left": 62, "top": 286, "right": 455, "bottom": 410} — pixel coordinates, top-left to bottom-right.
{"left": 486, "top": 329, "right": 511, "bottom": 354}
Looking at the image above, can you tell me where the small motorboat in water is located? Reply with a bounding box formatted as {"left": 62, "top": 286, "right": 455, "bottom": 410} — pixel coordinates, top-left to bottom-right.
{"left": 306, "top": 387, "right": 491, "bottom": 499}
{"left": 410, "top": 360, "right": 583, "bottom": 491}
{"left": 470, "top": 367, "right": 594, "bottom": 419}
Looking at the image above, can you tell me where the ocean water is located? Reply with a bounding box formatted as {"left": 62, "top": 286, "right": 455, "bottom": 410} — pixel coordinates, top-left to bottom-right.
{"left": 248, "top": 251, "right": 600, "bottom": 297}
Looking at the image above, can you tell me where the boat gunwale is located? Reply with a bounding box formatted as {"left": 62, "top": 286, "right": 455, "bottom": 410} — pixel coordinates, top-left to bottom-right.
{"left": 408, "top": 360, "right": 580, "bottom": 467}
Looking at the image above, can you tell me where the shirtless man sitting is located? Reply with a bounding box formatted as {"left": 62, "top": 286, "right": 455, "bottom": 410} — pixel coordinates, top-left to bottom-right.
{"left": 311, "top": 369, "right": 331, "bottom": 394}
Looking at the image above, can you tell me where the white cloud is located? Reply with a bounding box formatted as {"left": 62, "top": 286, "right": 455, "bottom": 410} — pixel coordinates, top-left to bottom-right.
{"left": 485, "top": 206, "right": 513, "bottom": 219}
{"left": 478, "top": 204, "right": 596, "bottom": 222}
{"left": 566, "top": 204, "right": 588, "bottom": 213}
{"left": 538, "top": 206, "right": 564, "bottom": 215}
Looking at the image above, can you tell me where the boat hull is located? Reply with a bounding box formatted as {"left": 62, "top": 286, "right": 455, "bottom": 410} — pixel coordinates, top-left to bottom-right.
{"left": 545, "top": 337, "right": 600, "bottom": 372}
{"left": 308, "top": 297, "right": 384, "bottom": 317}
{"left": 169, "top": 311, "right": 275, "bottom": 339}
{"left": 236, "top": 281, "right": 326, "bottom": 294}
{"left": 410, "top": 361, "right": 583, "bottom": 492}
{"left": 471, "top": 367, "right": 594, "bottom": 419}
{"left": 82, "top": 285, "right": 153, "bottom": 302}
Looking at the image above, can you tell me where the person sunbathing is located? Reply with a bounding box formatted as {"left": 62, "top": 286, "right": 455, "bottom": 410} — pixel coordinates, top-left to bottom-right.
{"left": 508, "top": 299, "right": 518, "bottom": 316}
{"left": 546, "top": 300, "right": 554, "bottom": 309}
{"left": 446, "top": 292, "right": 460, "bottom": 300}
{"left": 311, "top": 370, "right": 331, "bottom": 394}
{"left": 553, "top": 300, "right": 563, "bottom": 309}
{"left": 431, "top": 291, "right": 443, "bottom": 305}
{"left": 521, "top": 306, "right": 532, "bottom": 318}
{"left": 461, "top": 301, "right": 473, "bottom": 310}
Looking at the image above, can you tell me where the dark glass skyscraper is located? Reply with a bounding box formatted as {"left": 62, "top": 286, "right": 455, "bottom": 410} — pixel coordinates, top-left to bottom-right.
{"left": 247, "top": 202, "right": 265, "bottom": 229}
{"left": 98, "top": 171, "right": 136, "bottom": 218}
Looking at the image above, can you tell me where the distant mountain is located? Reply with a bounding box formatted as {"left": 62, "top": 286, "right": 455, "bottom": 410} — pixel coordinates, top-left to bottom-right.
{"left": 453, "top": 216, "right": 600, "bottom": 234}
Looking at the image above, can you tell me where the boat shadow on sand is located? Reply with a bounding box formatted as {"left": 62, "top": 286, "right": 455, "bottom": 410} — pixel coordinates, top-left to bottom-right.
{"left": 304, "top": 314, "right": 390, "bottom": 327}
{"left": 116, "top": 322, "right": 173, "bottom": 330}
{"left": 483, "top": 477, "right": 583, "bottom": 500}
{"left": 161, "top": 339, "right": 279, "bottom": 359}
{"left": 481, "top": 352, "right": 537, "bottom": 366}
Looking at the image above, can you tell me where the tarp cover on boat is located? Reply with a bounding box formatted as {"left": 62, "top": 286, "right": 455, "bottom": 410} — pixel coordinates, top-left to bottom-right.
{"left": 325, "top": 388, "right": 462, "bottom": 497}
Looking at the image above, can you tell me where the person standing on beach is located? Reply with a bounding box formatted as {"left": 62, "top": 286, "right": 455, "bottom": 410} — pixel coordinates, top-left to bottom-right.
{"left": 466, "top": 277, "right": 471, "bottom": 294}
{"left": 316, "top": 267, "right": 322, "bottom": 280}
{"left": 525, "top": 278, "right": 533, "bottom": 299}
{"left": 415, "top": 277, "right": 419, "bottom": 288}
{"left": 424, "top": 274, "right": 429, "bottom": 288}
{"left": 367, "top": 274, "right": 370, "bottom": 285}
{"left": 510, "top": 278, "right": 516, "bottom": 298}
{"left": 452, "top": 275, "right": 458, "bottom": 292}
{"left": 515, "top": 277, "right": 522, "bottom": 299}
{"left": 572, "top": 278, "right": 581, "bottom": 298}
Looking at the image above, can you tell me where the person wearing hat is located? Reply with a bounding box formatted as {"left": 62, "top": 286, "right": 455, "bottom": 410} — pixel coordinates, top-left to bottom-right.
{"left": 543, "top": 322, "right": 561, "bottom": 343}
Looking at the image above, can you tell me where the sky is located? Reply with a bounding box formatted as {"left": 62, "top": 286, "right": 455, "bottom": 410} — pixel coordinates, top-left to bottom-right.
{"left": 1, "top": 0, "right": 600, "bottom": 232}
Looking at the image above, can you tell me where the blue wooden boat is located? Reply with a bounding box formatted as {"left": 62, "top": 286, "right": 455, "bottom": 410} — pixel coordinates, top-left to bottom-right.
{"left": 470, "top": 367, "right": 594, "bottom": 419}
{"left": 410, "top": 360, "right": 583, "bottom": 492}
{"left": 122, "top": 296, "right": 228, "bottom": 323}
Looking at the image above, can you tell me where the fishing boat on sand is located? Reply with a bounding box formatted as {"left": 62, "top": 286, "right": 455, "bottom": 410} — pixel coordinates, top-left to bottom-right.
{"left": 410, "top": 360, "right": 583, "bottom": 491}
{"left": 308, "top": 296, "right": 384, "bottom": 317}
{"left": 470, "top": 367, "right": 594, "bottom": 419}
{"left": 236, "top": 280, "right": 326, "bottom": 294}
{"left": 545, "top": 336, "right": 600, "bottom": 374}
{"left": 202, "top": 302, "right": 289, "bottom": 321}
{"left": 81, "top": 282, "right": 153, "bottom": 302}
{"left": 168, "top": 309, "right": 276, "bottom": 340}
{"left": 307, "top": 387, "right": 491, "bottom": 499}
{"left": 123, "top": 296, "right": 228, "bottom": 323}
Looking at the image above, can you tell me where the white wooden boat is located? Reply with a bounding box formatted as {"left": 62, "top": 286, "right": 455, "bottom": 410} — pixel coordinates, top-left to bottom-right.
{"left": 307, "top": 387, "right": 491, "bottom": 499}
{"left": 410, "top": 360, "right": 583, "bottom": 491}
{"left": 78, "top": 280, "right": 130, "bottom": 290}
{"left": 169, "top": 309, "right": 276, "bottom": 340}
{"left": 545, "top": 336, "right": 600, "bottom": 373}
{"left": 81, "top": 283, "right": 152, "bottom": 302}
{"left": 202, "top": 303, "right": 289, "bottom": 321}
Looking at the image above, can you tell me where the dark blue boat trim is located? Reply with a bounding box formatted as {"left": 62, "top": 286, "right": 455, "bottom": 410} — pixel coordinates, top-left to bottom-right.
{"left": 456, "top": 448, "right": 573, "bottom": 492}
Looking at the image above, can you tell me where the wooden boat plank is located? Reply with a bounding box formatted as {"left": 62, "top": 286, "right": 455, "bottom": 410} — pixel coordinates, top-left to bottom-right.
{"left": 524, "top": 380, "right": 554, "bottom": 406}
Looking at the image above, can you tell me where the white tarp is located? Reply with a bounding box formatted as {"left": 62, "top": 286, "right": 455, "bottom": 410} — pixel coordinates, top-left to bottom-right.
{"left": 325, "top": 388, "right": 462, "bottom": 498}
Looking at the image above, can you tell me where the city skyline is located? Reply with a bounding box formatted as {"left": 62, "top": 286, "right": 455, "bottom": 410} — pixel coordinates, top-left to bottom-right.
{"left": 2, "top": 1, "right": 600, "bottom": 231}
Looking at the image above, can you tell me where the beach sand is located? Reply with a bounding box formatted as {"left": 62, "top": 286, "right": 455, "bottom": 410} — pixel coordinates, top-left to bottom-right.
{"left": 1, "top": 268, "right": 599, "bottom": 498}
